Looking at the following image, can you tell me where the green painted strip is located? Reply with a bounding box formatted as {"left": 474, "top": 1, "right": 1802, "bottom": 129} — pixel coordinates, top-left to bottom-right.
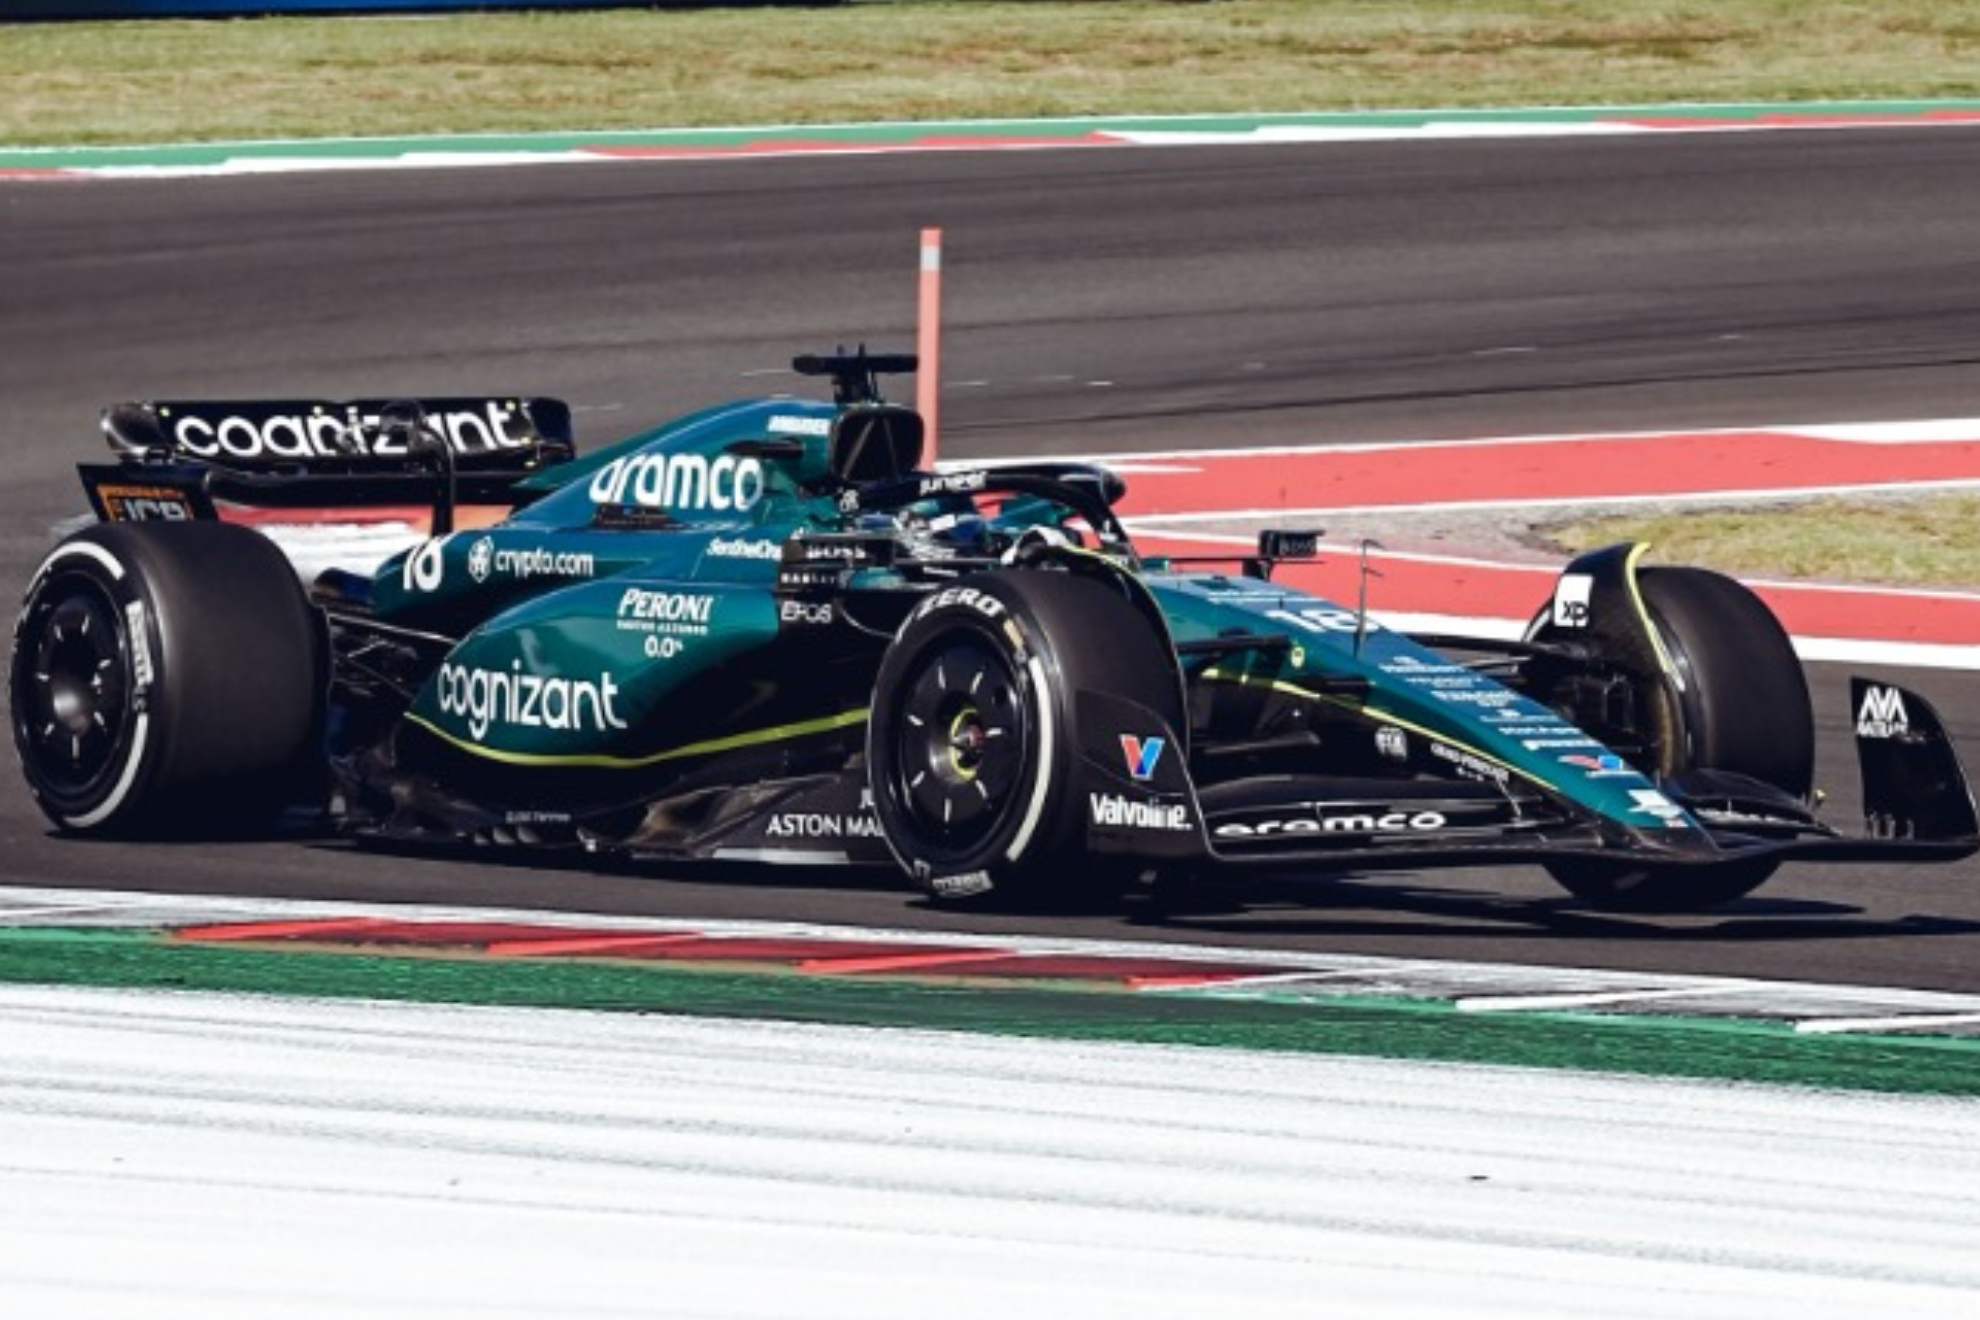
{"left": 5, "top": 101, "right": 1979, "bottom": 172}
{"left": 4, "top": 926, "right": 1977, "bottom": 1096}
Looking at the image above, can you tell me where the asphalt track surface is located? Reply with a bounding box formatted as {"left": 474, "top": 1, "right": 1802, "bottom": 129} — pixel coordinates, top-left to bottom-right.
{"left": 5, "top": 127, "right": 1980, "bottom": 992}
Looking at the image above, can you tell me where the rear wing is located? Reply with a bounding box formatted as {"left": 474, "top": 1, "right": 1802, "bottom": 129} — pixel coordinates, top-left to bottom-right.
{"left": 84, "top": 397, "right": 576, "bottom": 520}
{"left": 104, "top": 398, "right": 573, "bottom": 468}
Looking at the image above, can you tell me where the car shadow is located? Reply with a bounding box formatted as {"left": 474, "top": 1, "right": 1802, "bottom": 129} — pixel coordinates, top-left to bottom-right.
{"left": 1127, "top": 870, "right": 1980, "bottom": 944}
{"left": 286, "top": 835, "right": 1980, "bottom": 948}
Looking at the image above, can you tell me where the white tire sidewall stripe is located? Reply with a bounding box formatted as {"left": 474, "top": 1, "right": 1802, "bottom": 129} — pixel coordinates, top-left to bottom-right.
{"left": 30, "top": 538, "right": 147, "bottom": 829}
{"left": 1003, "top": 652, "right": 1055, "bottom": 864}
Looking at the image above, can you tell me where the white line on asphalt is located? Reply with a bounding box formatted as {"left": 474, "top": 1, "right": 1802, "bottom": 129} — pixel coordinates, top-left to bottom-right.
{"left": 1795, "top": 1013, "right": 1980, "bottom": 1035}
{"left": 1457, "top": 985, "right": 1762, "bottom": 1013}
{"left": 1135, "top": 968, "right": 1415, "bottom": 994}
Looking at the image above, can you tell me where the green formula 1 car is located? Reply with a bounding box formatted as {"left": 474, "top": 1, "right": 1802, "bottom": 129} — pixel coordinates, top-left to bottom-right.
{"left": 12, "top": 351, "right": 1976, "bottom": 911}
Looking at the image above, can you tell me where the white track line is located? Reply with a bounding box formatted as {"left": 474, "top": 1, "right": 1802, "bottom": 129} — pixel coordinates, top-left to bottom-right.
{"left": 1457, "top": 985, "right": 1763, "bottom": 1013}
{"left": 1796, "top": 1012, "right": 1980, "bottom": 1036}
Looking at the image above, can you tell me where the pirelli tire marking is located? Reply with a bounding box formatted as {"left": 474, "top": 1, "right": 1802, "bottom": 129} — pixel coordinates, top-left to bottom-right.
{"left": 22, "top": 541, "right": 153, "bottom": 831}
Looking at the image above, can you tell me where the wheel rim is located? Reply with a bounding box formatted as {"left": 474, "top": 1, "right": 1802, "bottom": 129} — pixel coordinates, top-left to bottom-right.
{"left": 12, "top": 576, "right": 134, "bottom": 804}
{"left": 890, "top": 635, "right": 1029, "bottom": 854}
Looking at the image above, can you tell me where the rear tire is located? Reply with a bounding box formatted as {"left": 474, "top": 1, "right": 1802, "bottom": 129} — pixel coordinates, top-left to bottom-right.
{"left": 1546, "top": 566, "right": 1812, "bottom": 913}
{"left": 867, "top": 569, "right": 1185, "bottom": 907}
{"left": 10, "top": 521, "right": 323, "bottom": 837}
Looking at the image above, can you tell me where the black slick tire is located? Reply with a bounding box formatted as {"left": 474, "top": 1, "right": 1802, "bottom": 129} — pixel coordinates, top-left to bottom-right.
{"left": 1546, "top": 566, "right": 1813, "bottom": 913}
{"left": 866, "top": 568, "right": 1184, "bottom": 907}
{"left": 10, "top": 521, "right": 323, "bottom": 837}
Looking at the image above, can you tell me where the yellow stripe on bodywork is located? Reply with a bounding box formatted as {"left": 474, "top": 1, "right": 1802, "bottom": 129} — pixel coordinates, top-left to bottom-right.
{"left": 1620, "top": 541, "right": 1682, "bottom": 680}
{"left": 404, "top": 706, "right": 870, "bottom": 769}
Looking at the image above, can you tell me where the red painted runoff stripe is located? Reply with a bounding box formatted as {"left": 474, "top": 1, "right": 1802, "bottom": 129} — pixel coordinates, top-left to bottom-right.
{"left": 1745, "top": 583, "right": 1980, "bottom": 646}
{"left": 174, "top": 916, "right": 395, "bottom": 943}
{"left": 163, "top": 918, "right": 1302, "bottom": 988}
{"left": 1113, "top": 430, "right": 1980, "bottom": 516}
{"left": 799, "top": 949, "right": 1026, "bottom": 976}
{"left": 483, "top": 932, "right": 705, "bottom": 959}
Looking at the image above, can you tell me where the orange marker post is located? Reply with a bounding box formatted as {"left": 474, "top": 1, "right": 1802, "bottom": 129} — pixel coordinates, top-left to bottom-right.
{"left": 916, "top": 226, "right": 942, "bottom": 465}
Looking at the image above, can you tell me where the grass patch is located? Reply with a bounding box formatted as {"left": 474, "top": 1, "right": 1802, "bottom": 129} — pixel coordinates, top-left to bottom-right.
{"left": 5, "top": 1, "right": 1980, "bottom": 148}
{"left": 1537, "top": 493, "right": 1980, "bottom": 588}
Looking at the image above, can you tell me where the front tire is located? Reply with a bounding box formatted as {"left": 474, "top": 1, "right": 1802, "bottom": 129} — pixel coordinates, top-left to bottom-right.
{"left": 10, "top": 521, "right": 323, "bottom": 836}
{"left": 866, "top": 569, "right": 1185, "bottom": 907}
{"left": 1546, "top": 566, "right": 1812, "bottom": 913}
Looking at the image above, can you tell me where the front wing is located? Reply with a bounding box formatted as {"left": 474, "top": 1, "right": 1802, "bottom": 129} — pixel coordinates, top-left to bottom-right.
{"left": 1073, "top": 677, "right": 1978, "bottom": 877}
